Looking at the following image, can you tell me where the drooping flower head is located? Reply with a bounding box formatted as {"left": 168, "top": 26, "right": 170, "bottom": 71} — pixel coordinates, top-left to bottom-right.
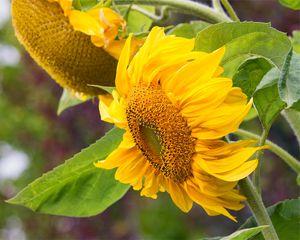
{"left": 11, "top": 0, "right": 118, "bottom": 95}
{"left": 96, "top": 27, "right": 261, "bottom": 221}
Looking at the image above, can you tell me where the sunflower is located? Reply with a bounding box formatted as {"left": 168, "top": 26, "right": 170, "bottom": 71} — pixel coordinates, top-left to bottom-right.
{"left": 95, "top": 27, "right": 261, "bottom": 221}
{"left": 11, "top": 0, "right": 117, "bottom": 95}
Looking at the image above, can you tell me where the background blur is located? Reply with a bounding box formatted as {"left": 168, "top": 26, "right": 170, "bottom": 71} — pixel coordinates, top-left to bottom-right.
{"left": 0, "top": 0, "right": 299, "bottom": 239}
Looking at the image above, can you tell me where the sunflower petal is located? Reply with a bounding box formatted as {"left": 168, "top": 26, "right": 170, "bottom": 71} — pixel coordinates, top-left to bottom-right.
{"left": 115, "top": 35, "right": 132, "bottom": 97}
{"left": 168, "top": 180, "right": 193, "bottom": 212}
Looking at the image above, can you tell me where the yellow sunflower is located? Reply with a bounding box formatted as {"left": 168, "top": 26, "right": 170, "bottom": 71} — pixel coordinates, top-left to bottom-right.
{"left": 95, "top": 27, "right": 261, "bottom": 221}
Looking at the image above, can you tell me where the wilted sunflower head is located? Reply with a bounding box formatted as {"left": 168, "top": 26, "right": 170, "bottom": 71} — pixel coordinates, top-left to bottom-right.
{"left": 11, "top": 0, "right": 118, "bottom": 95}
{"left": 95, "top": 27, "right": 262, "bottom": 221}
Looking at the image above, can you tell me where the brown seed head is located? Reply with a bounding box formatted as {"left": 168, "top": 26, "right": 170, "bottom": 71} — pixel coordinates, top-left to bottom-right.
{"left": 11, "top": 0, "right": 117, "bottom": 95}
{"left": 126, "top": 86, "right": 195, "bottom": 183}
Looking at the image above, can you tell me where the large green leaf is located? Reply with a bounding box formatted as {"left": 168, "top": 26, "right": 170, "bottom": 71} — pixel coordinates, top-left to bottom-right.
{"left": 73, "top": 0, "right": 98, "bottom": 11}
{"left": 127, "top": 6, "right": 154, "bottom": 33}
{"left": 292, "top": 31, "right": 300, "bottom": 54}
{"left": 240, "top": 199, "right": 300, "bottom": 240}
{"left": 233, "top": 57, "right": 273, "bottom": 98}
{"left": 168, "top": 21, "right": 211, "bottom": 39}
{"left": 278, "top": 51, "right": 300, "bottom": 108}
{"left": 201, "top": 226, "right": 267, "bottom": 240}
{"left": 195, "top": 22, "right": 292, "bottom": 77}
{"left": 118, "top": 5, "right": 154, "bottom": 34}
{"left": 279, "top": 0, "right": 300, "bottom": 10}
{"left": 232, "top": 57, "right": 273, "bottom": 123}
{"left": 253, "top": 68, "right": 286, "bottom": 130}
{"left": 194, "top": 22, "right": 292, "bottom": 129}
{"left": 7, "top": 128, "right": 129, "bottom": 217}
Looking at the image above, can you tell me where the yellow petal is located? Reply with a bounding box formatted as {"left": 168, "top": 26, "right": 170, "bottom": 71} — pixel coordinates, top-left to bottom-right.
{"left": 94, "top": 145, "right": 139, "bottom": 169}
{"left": 191, "top": 97, "right": 252, "bottom": 139}
{"left": 179, "top": 77, "right": 232, "bottom": 111}
{"left": 115, "top": 35, "right": 132, "bottom": 97}
{"left": 128, "top": 27, "right": 166, "bottom": 86}
{"left": 98, "top": 90, "right": 127, "bottom": 128}
{"left": 119, "top": 131, "right": 136, "bottom": 149}
{"left": 69, "top": 10, "right": 103, "bottom": 37}
{"left": 163, "top": 47, "right": 225, "bottom": 97}
{"left": 115, "top": 155, "right": 148, "bottom": 183}
{"left": 195, "top": 139, "right": 255, "bottom": 155}
{"left": 195, "top": 147, "right": 260, "bottom": 174}
{"left": 198, "top": 158, "right": 259, "bottom": 182}
{"left": 191, "top": 171, "right": 237, "bottom": 197}
{"left": 168, "top": 180, "right": 193, "bottom": 212}
{"left": 98, "top": 94, "right": 114, "bottom": 123}
{"left": 140, "top": 170, "right": 161, "bottom": 198}
{"left": 184, "top": 183, "right": 237, "bottom": 221}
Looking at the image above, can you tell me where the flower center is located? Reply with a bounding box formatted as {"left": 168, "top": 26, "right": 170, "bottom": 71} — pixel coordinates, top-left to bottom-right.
{"left": 126, "top": 86, "right": 195, "bottom": 183}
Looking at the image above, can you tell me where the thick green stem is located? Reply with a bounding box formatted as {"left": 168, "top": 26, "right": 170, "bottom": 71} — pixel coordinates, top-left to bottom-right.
{"left": 114, "top": 0, "right": 231, "bottom": 23}
{"left": 239, "top": 178, "right": 279, "bottom": 240}
{"left": 212, "top": 0, "right": 225, "bottom": 14}
{"left": 131, "top": 5, "right": 166, "bottom": 21}
{"left": 252, "top": 128, "right": 269, "bottom": 193}
{"left": 234, "top": 129, "right": 300, "bottom": 174}
{"left": 220, "top": 0, "right": 240, "bottom": 21}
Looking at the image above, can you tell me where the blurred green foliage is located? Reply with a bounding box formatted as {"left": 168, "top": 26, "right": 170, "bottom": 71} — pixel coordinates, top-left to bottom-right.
{"left": 1, "top": 0, "right": 299, "bottom": 239}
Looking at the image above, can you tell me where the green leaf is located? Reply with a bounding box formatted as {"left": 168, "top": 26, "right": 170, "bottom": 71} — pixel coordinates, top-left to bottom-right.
{"left": 168, "top": 21, "right": 211, "bottom": 39}
{"left": 88, "top": 84, "right": 115, "bottom": 94}
{"left": 118, "top": 5, "right": 154, "bottom": 34}
{"left": 57, "top": 89, "right": 89, "bottom": 115}
{"left": 201, "top": 226, "right": 267, "bottom": 240}
{"left": 128, "top": 6, "right": 154, "bottom": 33}
{"left": 279, "top": 0, "right": 300, "bottom": 10}
{"left": 244, "top": 108, "right": 258, "bottom": 122}
{"left": 240, "top": 199, "right": 300, "bottom": 240}
{"left": 195, "top": 22, "right": 292, "bottom": 77}
{"left": 7, "top": 128, "right": 129, "bottom": 217}
{"left": 278, "top": 51, "right": 300, "bottom": 108}
{"left": 291, "top": 31, "right": 300, "bottom": 54}
{"left": 220, "top": 226, "right": 268, "bottom": 240}
{"left": 253, "top": 68, "right": 286, "bottom": 130}
{"left": 73, "top": 0, "right": 98, "bottom": 11}
{"left": 233, "top": 57, "right": 273, "bottom": 98}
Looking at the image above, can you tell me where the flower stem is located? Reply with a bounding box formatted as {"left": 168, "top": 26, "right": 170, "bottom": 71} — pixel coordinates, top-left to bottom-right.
{"left": 212, "top": 0, "right": 225, "bottom": 14}
{"left": 239, "top": 178, "right": 279, "bottom": 240}
{"left": 114, "top": 0, "right": 231, "bottom": 23}
{"left": 220, "top": 0, "right": 240, "bottom": 21}
{"left": 130, "top": 5, "right": 169, "bottom": 22}
{"left": 234, "top": 129, "right": 300, "bottom": 174}
{"left": 252, "top": 128, "right": 269, "bottom": 193}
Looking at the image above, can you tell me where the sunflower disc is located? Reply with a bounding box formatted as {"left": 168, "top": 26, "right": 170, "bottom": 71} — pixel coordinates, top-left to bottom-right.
{"left": 11, "top": 0, "right": 117, "bottom": 95}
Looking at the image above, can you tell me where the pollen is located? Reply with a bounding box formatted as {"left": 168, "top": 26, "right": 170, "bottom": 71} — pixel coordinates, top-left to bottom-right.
{"left": 126, "top": 86, "right": 195, "bottom": 183}
{"left": 11, "top": 0, "right": 117, "bottom": 95}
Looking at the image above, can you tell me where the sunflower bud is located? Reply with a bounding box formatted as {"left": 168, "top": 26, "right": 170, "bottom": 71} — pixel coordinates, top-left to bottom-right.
{"left": 11, "top": 0, "right": 117, "bottom": 95}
